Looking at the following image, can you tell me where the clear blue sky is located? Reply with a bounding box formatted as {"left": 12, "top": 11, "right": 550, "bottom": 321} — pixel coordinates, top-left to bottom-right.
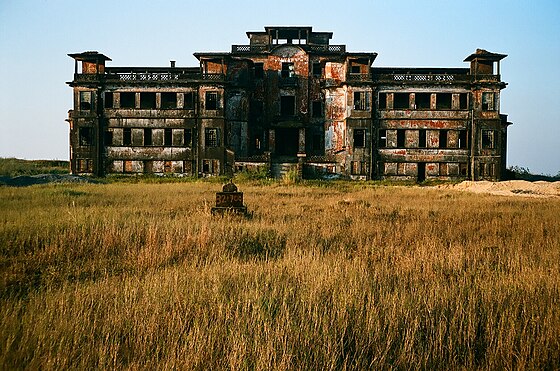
{"left": 1, "top": 0, "right": 559, "bottom": 175}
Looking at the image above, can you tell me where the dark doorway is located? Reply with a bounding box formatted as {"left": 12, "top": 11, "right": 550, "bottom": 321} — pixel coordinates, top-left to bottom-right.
{"left": 275, "top": 128, "right": 299, "bottom": 156}
{"left": 417, "top": 162, "right": 426, "bottom": 182}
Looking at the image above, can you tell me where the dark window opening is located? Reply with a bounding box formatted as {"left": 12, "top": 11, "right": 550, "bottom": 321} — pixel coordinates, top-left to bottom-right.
{"left": 123, "top": 128, "right": 132, "bottom": 146}
{"left": 313, "top": 62, "right": 322, "bottom": 77}
{"left": 254, "top": 63, "right": 264, "bottom": 79}
{"left": 394, "top": 93, "right": 409, "bottom": 109}
{"left": 79, "top": 91, "right": 92, "bottom": 111}
{"left": 482, "top": 92, "right": 495, "bottom": 110}
{"left": 436, "top": 93, "right": 452, "bottom": 109}
{"left": 459, "top": 93, "right": 468, "bottom": 110}
{"left": 482, "top": 130, "right": 495, "bottom": 149}
{"left": 351, "top": 161, "right": 366, "bottom": 175}
{"left": 378, "top": 93, "right": 387, "bottom": 109}
{"left": 417, "top": 163, "right": 426, "bottom": 182}
{"left": 351, "top": 65, "right": 361, "bottom": 74}
{"left": 353, "top": 91, "right": 370, "bottom": 111}
{"left": 140, "top": 92, "right": 156, "bottom": 109}
{"left": 120, "top": 92, "right": 135, "bottom": 108}
{"left": 184, "top": 128, "right": 192, "bottom": 147}
{"left": 397, "top": 130, "right": 406, "bottom": 147}
{"left": 418, "top": 129, "right": 427, "bottom": 148}
{"left": 312, "top": 133, "right": 322, "bottom": 151}
{"left": 104, "top": 130, "right": 113, "bottom": 146}
{"left": 205, "top": 128, "right": 219, "bottom": 147}
{"left": 439, "top": 130, "right": 448, "bottom": 148}
{"left": 144, "top": 128, "right": 152, "bottom": 146}
{"left": 164, "top": 128, "right": 173, "bottom": 146}
{"left": 104, "top": 92, "right": 113, "bottom": 109}
{"left": 251, "top": 100, "right": 264, "bottom": 117}
{"left": 281, "top": 62, "right": 295, "bottom": 78}
{"left": 378, "top": 129, "right": 387, "bottom": 148}
{"left": 79, "top": 127, "right": 93, "bottom": 146}
{"left": 312, "top": 101, "right": 323, "bottom": 118}
{"left": 184, "top": 92, "right": 195, "bottom": 110}
{"left": 458, "top": 130, "right": 468, "bottom": 149}
{"left": 77, "top": 159, "right": 93, "bottom": 173}
{"left": 280, "top": 95, "right": 296, "bottom": 116}
{"left": 460, "top": 163, "right": 468, "bottom": 176}
{"left": 206, "top": 91, "right": 218, "bottom": 110}
{"left": 161, "top": 92, "right": 177, "bottom": 109}
{"left": 415, "top": 93, "right": 431, "bottom": 109}
{"left": 353, "top": 129, "right": 366, "bottom": 148}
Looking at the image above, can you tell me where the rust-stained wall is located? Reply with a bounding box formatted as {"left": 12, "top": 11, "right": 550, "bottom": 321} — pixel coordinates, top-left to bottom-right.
{"left": 67, "top": 28, "right": 510, "bottom": 181}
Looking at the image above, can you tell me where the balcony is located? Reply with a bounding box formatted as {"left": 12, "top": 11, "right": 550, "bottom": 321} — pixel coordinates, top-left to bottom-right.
{"left": 347, "top": 73, "right": 371, "bottom": 82}
{"left": 279, "top": 76, "right": 298, "bottom": 87}
{"left": 73, "top": 71, "right": 225, "bottom": 83}
{"left": 372, "top": 73, "right": 500, "bottom": 84}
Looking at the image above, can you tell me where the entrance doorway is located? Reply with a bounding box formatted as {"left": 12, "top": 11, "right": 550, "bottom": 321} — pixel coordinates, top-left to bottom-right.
{"left": 275, "top": 128, "right": 299, "bottom": 156}
{"left": 417, "top": 162, "right": 426, "bottom": 182}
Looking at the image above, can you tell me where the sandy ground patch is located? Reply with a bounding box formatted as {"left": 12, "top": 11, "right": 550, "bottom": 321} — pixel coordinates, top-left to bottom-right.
{"left": 434, "top": 180, "right": 560, "bottom": 198}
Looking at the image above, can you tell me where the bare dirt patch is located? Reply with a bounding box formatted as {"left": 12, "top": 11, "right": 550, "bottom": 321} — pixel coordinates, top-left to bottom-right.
{"left": 435, "top": 180, "right": 560, "bottom": 198}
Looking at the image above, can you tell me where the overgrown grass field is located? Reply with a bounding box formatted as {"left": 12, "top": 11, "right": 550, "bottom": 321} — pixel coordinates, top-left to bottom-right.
{"left": 1, "top": 181, "right": 559, "bottom": 369}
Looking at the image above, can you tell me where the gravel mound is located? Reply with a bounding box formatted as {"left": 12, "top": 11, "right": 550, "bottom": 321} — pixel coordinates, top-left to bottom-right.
{"left": 0, "top": 174, "right": 98, "bottom": 187}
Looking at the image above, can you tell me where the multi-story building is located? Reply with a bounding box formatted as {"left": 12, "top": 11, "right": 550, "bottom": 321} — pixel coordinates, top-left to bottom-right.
{"left": 67, "top": 26, "right": 511, "bottom": 181}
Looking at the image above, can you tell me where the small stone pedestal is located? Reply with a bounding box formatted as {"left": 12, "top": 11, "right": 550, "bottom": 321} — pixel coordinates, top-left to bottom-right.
{"left": 211, "top": 181, "right": 248, "bottom": 215}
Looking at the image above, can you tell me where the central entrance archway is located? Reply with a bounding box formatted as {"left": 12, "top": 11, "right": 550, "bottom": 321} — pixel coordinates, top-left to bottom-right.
{"left": 275, "top": 128, "right": 299, "bottom": 156}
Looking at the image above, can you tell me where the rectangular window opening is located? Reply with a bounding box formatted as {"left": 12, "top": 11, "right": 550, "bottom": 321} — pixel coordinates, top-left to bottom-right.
{"left": 120, "top": 92, "right": 135, "bottom": 108}
{"left": 140, "top": 92, "right": 157, "bottom": 109}
{"left": 184, "top": 92, "right": 195, "bottom": 110}
{"left": 79, "top": 91, "right": 92, "bottom": 111}
{"left": 205, "top": 91, "right": 218, "bottom": 110}
{"left": 353, "top": 91, "right": 370, "bottom": 111}
{"left": 280, "top": 95, "right": 296, "bottom": 116}
{"left": 394, "top": 93, "right": 409, "bottom": 109}
{"left": 378, "top": 129, "right": 387, "bottom": 148}
{"left": 281, "top": 62, "right": 295, "bottom": 78}
{"left": 436, "top": 93, "right": 452, "bottom": 109}
{"left": 459, "top": 93, "right": 468, "bottom": 110}
{"left": 481, "top": 130, "right": 495, "bottom": 149}
{"left": 184, "top": 128, "right": 192, "bottom": 147}
{"left": 415, "top": 93, "right": 431, "bottom": 109}
{"left": 353, "top": 129, "right": 366, "bottom": 148}
{"left": 254, "top": 63, "right": 264, "bottom": 79}
{"left": 144, "top": 128, "right": 152, "bottom": 146}
{"left": 79, "top": 127, "right": 93, "bottom": 146}
{"left": 312, "top": 101, "right": 323, "bottom": 118}
{"left": 482, "top": 92, "right": 495, "bottom": 111}
{"left": 104, "top": 92, "right": 113, "bottom": 109}
{"left": 397, "top": 129, "right": 406, "bottom": 148}
{"left": 418, "top": 129, "right": 427, "bottom": 148}
{"left": 164, "top": 128, "right": 173, "bottom": 146}
{"left": 205, "top": 128, "right": 219, "bottom": 147}
{"left": 458, "top": 130, "right": 468, "bottom": 149}
{"left": 161, "top": 92, "right": 177, "bottom": 109}
{"left": 378, "top": 93, "right": 387, "bottom": 109}
{"left": 104, "top": 130, "right": 113, "bottom": 146}
{"left": 313, "top": 62, "right": 322, "bottom": 77}
{"left": 439, "top": 130, "right": 448, "bottom": 148}
{"left": 123, "top": 128, "right": 132, "bottom": 146}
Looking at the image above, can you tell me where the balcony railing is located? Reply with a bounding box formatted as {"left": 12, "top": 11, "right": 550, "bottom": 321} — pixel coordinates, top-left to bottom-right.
{"left": 347, "top": 73, "right": 371, "bottom": 82}
{"left": 279, "top": 76, "right": 298, "bottom": 87}
{"left": 373, "top": 73, "right": 500, "bottom": 84}
{"left": 74, "top": 72, "right": 225, "bottom": 83}
{"left": 231, "top": 44, "right": 346, "bottom": 53}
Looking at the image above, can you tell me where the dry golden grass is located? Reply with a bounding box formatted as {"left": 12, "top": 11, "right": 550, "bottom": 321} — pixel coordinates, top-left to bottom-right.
{"left": 1, "top": 181, "right": 559, "bottom": 370}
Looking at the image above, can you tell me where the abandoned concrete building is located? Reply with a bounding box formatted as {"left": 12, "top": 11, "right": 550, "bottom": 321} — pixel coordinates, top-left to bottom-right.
{"left": 67, "top": 26, "right": 512, "bottom": 181}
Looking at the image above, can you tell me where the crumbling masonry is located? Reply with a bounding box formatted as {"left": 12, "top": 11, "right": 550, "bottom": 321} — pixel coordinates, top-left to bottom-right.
{"left": 67, "top": 26, "right": 511, "bottom": 181}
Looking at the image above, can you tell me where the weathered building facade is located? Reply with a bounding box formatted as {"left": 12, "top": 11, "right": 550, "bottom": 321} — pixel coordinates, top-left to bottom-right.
{"left": 67, "top": 26, "right": 511, "bottom": 181}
